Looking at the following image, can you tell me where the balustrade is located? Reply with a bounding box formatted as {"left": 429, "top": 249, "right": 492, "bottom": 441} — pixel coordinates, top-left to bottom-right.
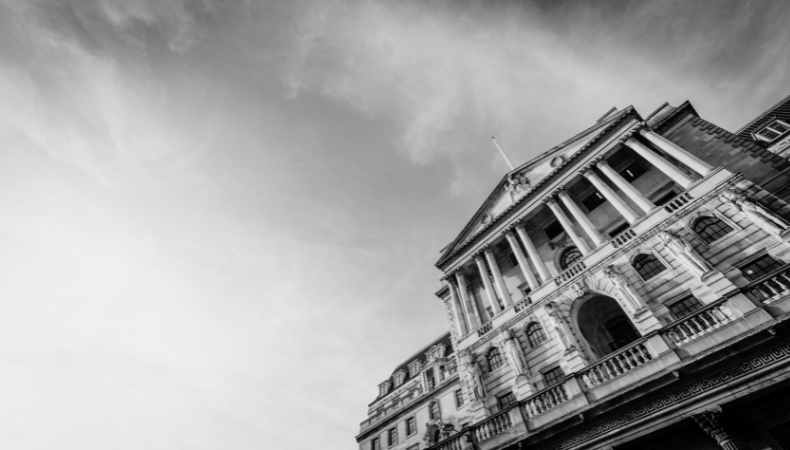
{"left": 431, "top": 432, "right": 467, "bottom": 450}
{"left": 477, "top": 322, "right": 493, "bottom": 337}
{"left": 555, "top": 260, "right": 587, "bottom": 286}
{"left": 663, "top": 192, "right": 693, "bottom": 213}
{"left": 473, "top": 408, "right": 514, "bottom": 442}
{"left": 514, "top": 297, "right": 531, "bottom": 313}
{"left": 744, "top": 266, "right": 790, "bottom": 303}
{"left": 664, "top": 300, "right": 735, "bottom": 345}
{"left": 580, "top": 341, "right": 652, "bottom": 388}
{"left": 611, "top": 228, "right": 636, "bottom": 248}
{"left": 522, "top": 383, "right": 569, "bottom": 417}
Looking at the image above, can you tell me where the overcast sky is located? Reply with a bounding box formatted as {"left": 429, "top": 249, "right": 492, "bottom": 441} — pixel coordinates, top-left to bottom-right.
{"left": 0, "top": 1, "right": 788, "bottom": 449}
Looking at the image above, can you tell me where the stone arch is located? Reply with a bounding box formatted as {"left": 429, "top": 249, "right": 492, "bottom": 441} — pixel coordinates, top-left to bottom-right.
{"left": 570, "top": 293, "right": 641, "bottom": 359}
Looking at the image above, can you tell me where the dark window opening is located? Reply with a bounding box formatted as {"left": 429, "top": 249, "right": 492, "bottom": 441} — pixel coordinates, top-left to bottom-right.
{"left": 406, "top": 416, "right": 417, "bottom": 436}
{"left": 542, "top": 366, "right": 565, "bottom": 387}
{"left": 621, "top": 159, "right": 649, "bottom": 182}
{"left": 371, "top": 437, "right": 380, "bottom": 450}
{"left": 667, "top": 295, "right": 703, "bottom": 320}
{"left": 525, "top": 322, "right": 546, "bottom": 347}
{"left": 582, "top": 191, "right": 606, "bottom": 212}
{"left": 497, "top": 391, "right": 516, "bottom": 410}
{"left": 692, "top": 216, "right": 733, "bottom": 244}
{"left": 604, "top": 316, "right": 639, "bottom": 351}
{"left": 559, "top": 246, "right": 583, "bottom": 270}
{"left": 387, "top": 427, "right": 398, "bottom": 446}
{"left": 454, "top": 389, "right": 464, "bottom": 408}
{"left": 545, "top": 221, "right": 564, "bottom": 239}
{"left": 633, "top": 253, "right": 667, "bottom": 280}
{"left": 428, "top": 400, "right": 441, "bottom": 420}
{"left": 739, "top": 254, "right": 784, "bottom": 280}
{"left": 487, "top": 347, "right": 504, "bottom": 371}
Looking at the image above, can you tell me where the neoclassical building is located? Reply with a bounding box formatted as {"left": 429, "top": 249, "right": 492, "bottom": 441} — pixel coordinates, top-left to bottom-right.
{"left": 357, "top": 94, "right": 790, "bottom": 450}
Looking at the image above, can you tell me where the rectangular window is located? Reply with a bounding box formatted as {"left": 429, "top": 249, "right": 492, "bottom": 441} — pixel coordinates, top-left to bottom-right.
{"left": 406, "top": 444, "right": 420, "bottom": 450}
{"left": 621, "top": 159, "right": 649, "bottom": 182}
{"left": 739, "top": 254, "right": 784, "bottom": 280}
{"left": 428, "top": 400, "right": 441, "bottom": 420}
{"left": 405, "top": 416, "right": 417, "bottom": 436}
{"left": 545, "top": 220, "right": 564, "bottom": 239}
{"left": 497, "top": 391, "right": 516, "bottom": 410}
{"left": 454, "top": 389, "right": 464, "bottom": 408}
{"left": 542, "top": 366, "right": 564, "bottom": 387}
{"left": 581, "top": 191, "right": 606, "bottom": 212}
{"left": 653, "top": 190, "right": 678, "bottom": 206}
{"left": 754, "top": 119, "right": 790, "bottom": 143}
{"left": 387, "top": 427, "right": 398, "bottom": 447}
{"left": 371, "top": 437, "right": 380, "bottom": 450}
{"left": 667, "top": 295, "right": 703, "bottom": 319}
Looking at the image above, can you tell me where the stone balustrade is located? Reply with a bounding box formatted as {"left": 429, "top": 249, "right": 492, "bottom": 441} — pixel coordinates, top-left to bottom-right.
{"left": 431, "top": 431, "right": 468, "bottom": 450}
{"left": 473, "top": 408, "right": 514, "bottom": 442}
{"left": 664, "top": 299, "right": 736, "bottom": 345}
{"left": 580, "top": 340, "right": 653, "bottom": 388}
{"left": 513, "top": 297, "right": 531, "bottom": 313}
{"left": 477, "top": 322, "right": 493, "bottom": 337}
{"left": 744, "top": 266, "right": 790, "bottom": 303}
{"left": 555, "top": 260, "right": 587, "bottom": 286}
{"left": 523, "top": 383, "right": 569, "bottom": 417}
{"left": 611, "top": 228, "right": 636, "bottom": 248}
{"left": 662, "top": 192, "right": 693, "bottom": 213}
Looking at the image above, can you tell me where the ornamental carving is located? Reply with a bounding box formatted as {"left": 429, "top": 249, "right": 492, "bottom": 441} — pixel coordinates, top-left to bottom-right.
{"left": 426, "top": 343, "right": 446, "bottom": 363}
{"left": 720, "top": 189, "right": 790, "bottom": 239}
{"left": 506, "top": 172, "right": 531, "bottom": 202}
{"left": 408, "top": 359, "right": 423, "bottom": 377}
{"left": 550, "top": 155, "right": 567, "bottom": 168}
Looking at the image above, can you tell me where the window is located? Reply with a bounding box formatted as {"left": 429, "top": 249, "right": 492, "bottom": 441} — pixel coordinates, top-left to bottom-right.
{"left": 582, "top": 191, "right": 606, "bottom": 212}
{"left": 559, "top": 246, "right": 583, "bottom": 270}
{"left": 371, "top": 437, "right": 380, "bottom": 450}
{"left": 406, "top": 416, "right": 417, "bottom": 436}
{"left": 425, "top": 368, "right": 436, "bottom": 390}
{"left": 654, "top": 190, "right": 678, "bottom": 206}
{"left": 387, "top": 427, "right": 398, "bottom": 447}
{"left": 692, "top": 216, "right": 734, "bottom": 244}
{"left": 667, "top": 295, "right": 703, "bottom": 319}
{"left": 621, "top": 159, "right": 649, "bottom": 182}
{"left": 406, "top": 445, "right": 420, "bottom": 450}
{"left": 454, "top": 389, "right": 464, "bottom": 409}
{"left": 428, "top": 400, "right": 441, "bottom": 420}
{"left": 754, "top": 119, "right": 790, "bottom": 143}
{"left": 525, "top": 322, "right": 547, "bottom": 347}
{"left": 487, "top": 347, "right": 504, "bottom": 371}
{"left": 545, "top": 220, "right": 564, "bottom": 239}
{"left": 393, "top": 370, "right": 406, "bottom": 388}
{"left": 608, "top": 222, "right": 630, "bottom": 238}
{"left": 542, "top": 366, "right": 565, "bottom": 387}
{"left": 497, "top": 391, "right": 516, "bottom": 410}
{"left": 739, "top": 254, "right": 784, "bottom": 280}
{"left": 632, "top": 253, "right": 667, "bottom": 281}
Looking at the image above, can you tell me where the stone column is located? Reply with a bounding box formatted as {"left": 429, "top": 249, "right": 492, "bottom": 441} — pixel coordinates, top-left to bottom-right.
{"left": 455, "top": 272, "right": 481, "bottom": 329}
{"left": 557, "top": 189, "right": 605, "bottom": 246}
{"left": 583, "top": 169, "right": 641, "bottom": 224}
{"left": 485, "top": 248, "right": 513, "bottom": 308}
{"left": 692, "top": 408, "right": 740, "bottom": 450}
{"left": 625, "top": 138, "right": 694, "bottom": 189}
{"left": 658, "top": 230, "right": 715, "bottom": 280}
{"left": 515, "top": 224, "right": 552, "bottom": 282}
{"left": 446, "top": 279, "right": 469, "bottom": 336}
{"left": 546, "top": 198, "right": 592, "bottom": 255}
{"left": 505, "top": 230, "right": 539, "bottom": 291}
{"left": 475, "top": 254, "right": 501, "bottom": 315}
{"left": 597, "top": 160, "right": 655, "bottom": 213}
{"left": 640, "top": 129, "right": 713, "bottom": 176}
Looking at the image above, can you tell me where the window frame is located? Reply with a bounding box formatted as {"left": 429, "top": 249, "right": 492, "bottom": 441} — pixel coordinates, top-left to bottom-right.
{"left": 691, "top": 214, "right": 734, "bottom": 244}
{"left": 387, "top": 427, "right": 398, "bottom": 447}
{"left": 525, "top": 321, "right": 547, "bottom": 348}
{"left": 541, "top": 365, "right": 565, "bottom": 387}
{"left": 371, "top": 437, "right": 380, "bottom": 450}
{"left": 486, "top": 347, "right": 504, "bottom": 371}
{"left": 428, "top": 400, "right": 441, "bottom": 420}
{"left": 454, "top": 389, "right": 464, "bottom": 409}
{"left": 632, "top": 252, "right": 668, "bottom": 281}
{"left": 754, "top": 119, "right": 790, "bottom": 143}
{"left": 405, "top": 416, "right": 417, "bottom": 436}
{"left": 666, "top": 294, "right": 703, "bottom": 320}
{"left": 496, "top": 391, "right": 516, "bottom": 410}
{"left": 737, "top": 252, "right": 785, "bottom": 281}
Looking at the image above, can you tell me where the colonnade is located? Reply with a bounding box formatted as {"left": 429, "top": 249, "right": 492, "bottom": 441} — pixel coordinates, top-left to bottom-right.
{"left": 444, "top": 129, "right": 714, "bottom": 336}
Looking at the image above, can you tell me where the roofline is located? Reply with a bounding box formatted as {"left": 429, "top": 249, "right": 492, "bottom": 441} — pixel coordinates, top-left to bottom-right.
{"left": 736, "top": 92, "right": 790, "bottom": 135}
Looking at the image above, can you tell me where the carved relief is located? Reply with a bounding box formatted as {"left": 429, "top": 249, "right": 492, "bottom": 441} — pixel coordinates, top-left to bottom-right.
{"left": 720, "top": 189, "right": 790, "bottom": 240}
{"left": 603, "top": 265, "right": 645, "bottom": 314}
{"left": 458, "top": 350, "right": 487, "bottom": 403}
{"left": 506, "top": 172, "right": 531, "bottom": 202}
{"left": 658, "top": 230, "right": 713, "bottom": 279}
{"left": 426, "top": 343, "right": 446, "bottom": 363}
{"left": 544, "top": 302, "right": 575, "bottom": 351}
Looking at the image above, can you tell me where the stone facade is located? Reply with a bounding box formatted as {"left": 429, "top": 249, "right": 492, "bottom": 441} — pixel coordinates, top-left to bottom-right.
{"left": 357, "top": 94, "right": 790, "bottom": 450}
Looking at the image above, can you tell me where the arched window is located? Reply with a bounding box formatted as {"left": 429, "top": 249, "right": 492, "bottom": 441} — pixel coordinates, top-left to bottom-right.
{"left": 525, "top": 322, "right": 546, "bottom": 347}
{"left": 632, "top": 253, "right": 667, "bottom": 281}
{"left": 487, "top": 347, "right": 503, "bottom": 371}
{"left": 559, "top": 246, "right": 583, "bottom": 270}
{"left": 692, "top": 216, "right": 733, "bottom": 244}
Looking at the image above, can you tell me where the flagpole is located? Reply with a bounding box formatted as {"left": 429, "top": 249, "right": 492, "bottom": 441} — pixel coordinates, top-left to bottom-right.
{"left": 491, "top": 136, "right": 515, "bottom": 171}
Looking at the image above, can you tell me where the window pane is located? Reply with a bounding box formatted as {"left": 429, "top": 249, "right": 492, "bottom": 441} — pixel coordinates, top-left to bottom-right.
{"left": 692, "top": 216, "right": 733, "bottom": 244}
{"left": 526, "top": 322, "right": 546, "bottom": 347}
{"left": 772, "top": 120, "right": 789, "bottom": 133}
{"left": 668, "top": 295, "right": 702, "bottom": 319}
{"left": 633, "top": 253, "right": 667, "bottom": 280}
{"left": 543, "top": 367, "right": 564, "bottom": 386}
{"left": 740, "top": 254, "right": 784, "bottom": 280}
{"left": 497, "top": 392, "right": 516, "bottom": 410}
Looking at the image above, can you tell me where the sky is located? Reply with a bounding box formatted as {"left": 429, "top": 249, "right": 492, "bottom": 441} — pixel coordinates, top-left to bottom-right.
{"left": 0, "top": 0, "right": 788, "bottom": 449}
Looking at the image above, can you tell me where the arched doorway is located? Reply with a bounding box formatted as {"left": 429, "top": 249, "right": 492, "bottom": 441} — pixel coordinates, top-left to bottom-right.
{"left": 576, "top": 295, "right": 640, "bottom": 357}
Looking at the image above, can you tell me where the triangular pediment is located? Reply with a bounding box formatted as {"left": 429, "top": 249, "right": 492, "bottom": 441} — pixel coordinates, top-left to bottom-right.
{"left": 438, "top": 108, "right": 634, "bottom": 266}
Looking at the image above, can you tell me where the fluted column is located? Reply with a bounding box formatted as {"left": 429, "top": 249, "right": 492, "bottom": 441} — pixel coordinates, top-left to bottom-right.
{"left": 557, "top": 189, "right": 605, "bottom": 246}
{"left": 485, "top": 248, "right": 513, "bottom": 308}
{"left": 640, "top": 129, "right": 713, "bottom": 176}
{"left": 625, "top": 138, "right": 694, "bottom": 188}
{"left": 583, "top": 169, "right": 641, "bottom": 224}
{"left": 455, "top": 272, "right": 481, "bottom": 329}
{"left": 446, "top": 279, "right": 469, "bottom": 336}
{"left": 546, "top": 198, "right": 591, "bottom": 255}
{"left": 505, "top": 230, "right": 539, "bottom": 290}
{"left": 515, "top": 224, "right": 552, "bottom": 282}
{"left": 596, "top": 160, "right": 654, "bottom": 213}
{"left": 475, "top": 254, "right": 501, "bottom": 315}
